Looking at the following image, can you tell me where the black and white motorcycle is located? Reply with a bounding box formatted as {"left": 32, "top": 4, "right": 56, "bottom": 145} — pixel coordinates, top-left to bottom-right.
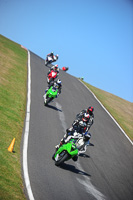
{"left": 45, "top": 55, "right": 58, "bottom": 66}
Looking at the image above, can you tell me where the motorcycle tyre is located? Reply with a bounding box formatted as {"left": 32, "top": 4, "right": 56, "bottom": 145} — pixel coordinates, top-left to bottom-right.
{"left": 45, "top": 60, "right": 48, "bottom": 66}
{"left": 72, "top": 155, "right": 78, "bottom": 162}
{"left": 55, "top": 151, "right": 69, "bottom": 166}
{"left": 52, "top": 153, "right": 55, "bottom": 160}
{"left": 48, "top": 78, "right": 54, "bottom": 85}
{"left": 44, "top": 97, "right": 52, "bottom": 106}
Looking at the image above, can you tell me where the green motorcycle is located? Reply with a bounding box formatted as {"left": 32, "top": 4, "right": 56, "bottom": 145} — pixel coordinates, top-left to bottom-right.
{"left": 43, "top": 85, "right": 58, "bottom": 106}
{"left": 53, "top": 139, "right": 78, "bottom": 166}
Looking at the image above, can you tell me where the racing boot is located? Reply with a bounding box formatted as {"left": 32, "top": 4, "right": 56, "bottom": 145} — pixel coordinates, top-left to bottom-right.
{"left": 72, "top": 155, "right": 78, "bottom": 162}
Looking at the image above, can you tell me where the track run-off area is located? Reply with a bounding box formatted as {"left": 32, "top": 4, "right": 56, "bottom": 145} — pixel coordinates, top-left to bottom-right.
{"left": 22, "top": 51, "right": 133, "bottom": 200}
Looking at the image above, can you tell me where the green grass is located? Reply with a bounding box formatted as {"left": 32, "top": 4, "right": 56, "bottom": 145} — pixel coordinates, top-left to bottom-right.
{"left": 80, "top": 80, "right": 133, "bottom": 141}
{"left": 0, "top": 34, "right": 27, "bottom": 200}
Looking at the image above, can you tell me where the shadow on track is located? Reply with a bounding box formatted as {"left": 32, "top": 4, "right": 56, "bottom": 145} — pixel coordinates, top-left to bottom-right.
{"left": 45, "top": 104, "right": 62, "bottom": 112}
{"left": 59, "top": 163, "right": 91, "bottom": 177}
{"left": 78, "top": 143, "right": 94, "bottom": 158}
{"left": 79, "top": 153, "right": 90, "bottom": 158}
{"left": 89, "top": 143, "right": 94, "bottom": 147}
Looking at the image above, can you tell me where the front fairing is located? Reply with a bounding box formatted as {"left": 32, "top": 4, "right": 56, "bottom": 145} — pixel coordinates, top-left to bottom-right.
{"left": 48, "top": 56, "right": 53, "bottom": 61}
{"left": 55, "top": 140, "right": 78, "bottom": 159}
{"left": 46, "top": 86, "right": 58, "bottom": 98}
{"left": 48, "top": 71, "right": 57, "bottom": 79}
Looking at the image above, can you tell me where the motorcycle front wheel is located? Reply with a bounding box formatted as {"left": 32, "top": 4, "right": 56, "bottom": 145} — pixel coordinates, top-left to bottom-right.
{"left": 55, "top": 151, "right": 69, "bottom": 166}
{"left": 44, "top": 97, "right": 52, "bottom": 106}
{"left": 45, "top": 59, "right": 48, "bottom": 66}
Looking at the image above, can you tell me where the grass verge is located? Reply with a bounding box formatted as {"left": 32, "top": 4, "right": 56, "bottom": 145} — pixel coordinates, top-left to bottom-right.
{"left": 0, "top": 34, "right": 27, "bottom": 200}
{"left": 80, "top": 80, "right": 133, "bottom": 141}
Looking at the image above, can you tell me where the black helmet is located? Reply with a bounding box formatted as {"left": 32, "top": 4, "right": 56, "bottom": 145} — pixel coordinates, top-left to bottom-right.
{"left": 87, "top": 106, "right": 94, "bottom": 115}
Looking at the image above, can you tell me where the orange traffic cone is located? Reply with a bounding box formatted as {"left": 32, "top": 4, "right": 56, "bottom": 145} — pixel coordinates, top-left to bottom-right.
{"left": 8, "top": 138, "right": 15, "bottom": 152}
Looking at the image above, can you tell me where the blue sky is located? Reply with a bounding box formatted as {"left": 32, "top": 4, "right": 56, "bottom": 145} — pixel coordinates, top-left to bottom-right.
{"left": 0, "top": 0, "right": 133, "bottom": 102}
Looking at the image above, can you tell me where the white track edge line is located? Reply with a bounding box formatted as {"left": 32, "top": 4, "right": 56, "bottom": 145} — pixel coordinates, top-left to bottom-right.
{"left": 23, "top": 51, "right": 35, "bottom": 200}
{"left": 78, "top": 79, "right": 133, "bottom": 145}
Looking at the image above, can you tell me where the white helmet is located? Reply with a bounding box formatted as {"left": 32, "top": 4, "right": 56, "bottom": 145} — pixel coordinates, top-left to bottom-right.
{"left": 57, "top": 79, "right": 61, "bottom": 85}
{"left": 54, "top": 64, "right": 59, "bottom": 71}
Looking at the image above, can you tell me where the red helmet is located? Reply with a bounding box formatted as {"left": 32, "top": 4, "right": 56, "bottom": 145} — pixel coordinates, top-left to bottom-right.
{"left": 87, "top": 106, "right": 94, "bottom": 115}
{"left": 82, "top": 113, "right": 90, "bottom": 122}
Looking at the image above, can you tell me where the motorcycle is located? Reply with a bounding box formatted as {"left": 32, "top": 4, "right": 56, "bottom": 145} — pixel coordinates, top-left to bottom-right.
{"left": 53, "top": 139, "right": 78, "bottom": 166}
{"left": 47, "top": 70, "right": 58, "bottom": 84}
{"left": 62, "top": 67, "right": 69, "bottom": 72}
{"left": 64, "top": 130, "right": 90, "bottom": 155}
{"left": 45, "top": 55, "right": 58, "bottom": 66}
{"left": 43, "top": 85, "right": 58, "bottom": 106}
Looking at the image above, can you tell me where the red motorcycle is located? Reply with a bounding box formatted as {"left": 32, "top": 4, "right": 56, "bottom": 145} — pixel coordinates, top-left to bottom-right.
{"left": 62, "top": 66, "right": 69, "bottom": 72}
{"left": 47, "top": 70, "right": 58, "bottom": 84}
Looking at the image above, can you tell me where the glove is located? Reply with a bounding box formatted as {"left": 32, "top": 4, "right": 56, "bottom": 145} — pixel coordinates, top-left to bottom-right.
{"left": 67, "top": 127, "right": 73, "bottom": 132}
{"left": 72, "top": 119, "right": 79, "bottom": 126}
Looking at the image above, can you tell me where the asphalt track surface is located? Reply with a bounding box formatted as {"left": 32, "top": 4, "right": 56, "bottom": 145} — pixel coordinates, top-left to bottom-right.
{"left": 23, "top": 51, "right": 133, "bottom": 200}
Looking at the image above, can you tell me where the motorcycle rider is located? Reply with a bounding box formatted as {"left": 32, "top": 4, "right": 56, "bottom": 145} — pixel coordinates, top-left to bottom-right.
{"left": 46, "top": 51, "right": 54, "bottom": 60}
{"left": 47, "top": 64, "right": 59, "bottom": 85}
{"left": 67, "top": 113, "right": 91, "bottom": 134}
{"left": 78, "top": 132, "right": 91, "bottom": 154}
{"left": 55, "top": 119, "right": 91, "bottom": 161}
{"left": 47, "top": 64, "right": 59, "bottom": 77}
{"left": 46, "top": 52, "right": 59, "bottom": 62}
{"left": 55, "top": 114, "right": 91, "bottom": 149}
{"left": 66, "top": 107, "right": 94, "bottom": 135}
{"left": 62, "top": 66, "right": 69, "bottom": 72}
{"left": 75, "top": 106, "right": 94, "bottom": 130}
{"left": 45, "top": 79, "right": 62, "bottom": 97}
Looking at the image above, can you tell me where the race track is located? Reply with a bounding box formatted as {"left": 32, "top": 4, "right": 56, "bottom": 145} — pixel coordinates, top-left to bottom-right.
{"left": 22, "top": 51, "right": 133, "bottom": 200}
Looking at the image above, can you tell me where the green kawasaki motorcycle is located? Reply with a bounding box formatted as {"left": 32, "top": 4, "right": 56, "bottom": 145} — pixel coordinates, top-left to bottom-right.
{"left": 43, "top": 85, "right": 58, "bottom": 106}
{"left": 53, "top": 139, "right": 78, "bottom": 166}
